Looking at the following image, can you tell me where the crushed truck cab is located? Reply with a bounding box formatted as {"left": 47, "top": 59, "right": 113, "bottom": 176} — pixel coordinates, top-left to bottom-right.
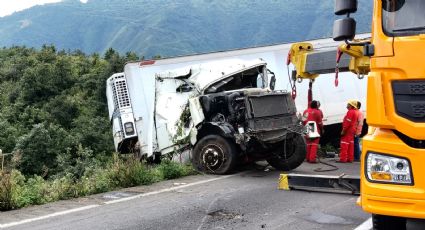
{"left": 107, "top": 58, "right": 306, "bottom": 174}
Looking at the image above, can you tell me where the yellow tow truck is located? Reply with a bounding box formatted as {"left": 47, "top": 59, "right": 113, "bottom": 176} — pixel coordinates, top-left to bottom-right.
{"left": 287, "top": 0, "right": 425, "bottom": 229}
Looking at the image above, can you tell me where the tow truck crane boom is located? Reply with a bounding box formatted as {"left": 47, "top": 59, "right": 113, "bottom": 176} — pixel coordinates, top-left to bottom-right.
{"left": 287, "top": 40, "right": 370, "bottom": 95}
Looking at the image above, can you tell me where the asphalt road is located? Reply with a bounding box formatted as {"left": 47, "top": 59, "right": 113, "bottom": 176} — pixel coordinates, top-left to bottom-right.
{"left": 1, "top": 160, "right": 423, "bottom": 230}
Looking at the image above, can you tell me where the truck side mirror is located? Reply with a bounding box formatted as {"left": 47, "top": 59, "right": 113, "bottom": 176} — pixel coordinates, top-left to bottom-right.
{"left": 333, "top": 17, "right": 356, "bottom": 41}
{"left": 334, "top": 0, "right": 357, "bottom": 15}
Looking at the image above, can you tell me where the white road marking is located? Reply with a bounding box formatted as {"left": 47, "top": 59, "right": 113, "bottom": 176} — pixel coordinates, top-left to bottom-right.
{"left": 104, "top": 174, "right": 235, "bottom": 204}
{"left": 0, "top": 174, "right": 235, "bottom": 229}
{"left": 354, "top": 217, "right": 372, "bottom": 230}
{"left": 0, "top": 205, "right": 99, "bottom": 229}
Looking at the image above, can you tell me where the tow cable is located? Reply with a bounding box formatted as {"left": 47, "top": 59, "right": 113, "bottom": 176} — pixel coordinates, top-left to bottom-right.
{"left": 314, "top": 157, "right": 338, "bottom": 172}
{"left": 286, "top": 54, "right": 297, "bottom": 100}
{"left": 314, "top": 149, "right": 338, "bottom": 172}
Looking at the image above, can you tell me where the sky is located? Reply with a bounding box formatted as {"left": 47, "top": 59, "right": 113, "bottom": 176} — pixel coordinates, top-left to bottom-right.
{"left": 0, "top": 0, "right": 88, "bottom": 17}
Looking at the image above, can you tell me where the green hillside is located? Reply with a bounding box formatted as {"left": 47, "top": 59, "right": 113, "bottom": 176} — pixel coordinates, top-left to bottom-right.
{"left": 0, "top": 0, "right": 372, "bottom": 58}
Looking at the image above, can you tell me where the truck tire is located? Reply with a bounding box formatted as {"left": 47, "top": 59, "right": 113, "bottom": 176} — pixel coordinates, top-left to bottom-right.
{"left": 146, "top": 152, "right": 161, "bottom": 164}
{"left": 266, "top": 134, "right": 306, "bottom": 171}
{"left": 192, "top": 135, "right": 237, "bottom": 175}
{"left": 372, "top": 214, "right": 406, "bottom": 230}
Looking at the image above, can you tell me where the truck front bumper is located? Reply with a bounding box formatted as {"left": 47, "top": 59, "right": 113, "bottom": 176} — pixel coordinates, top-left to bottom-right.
{"left": 360, "top": 194, "right": 425, "bottom": 219}
{"left": 360, "top": 128, "right": 425, "bottom": 219}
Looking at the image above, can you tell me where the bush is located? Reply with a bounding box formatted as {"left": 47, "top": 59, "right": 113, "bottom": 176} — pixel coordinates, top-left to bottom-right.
{"left": 16, "top": 176, "right": 51, "bottom": 206}
{"left": 108, "top": 154, "right": 160, "bottom": 188}
{"left": 48, "top": 174, "right": 75, "bottom": 199}
{"left": 0, "top": 171, "right": 15, "bottom": 211}
{"left": 157, "top": 160, "right": 190, "bottom": 180}
{"left": 55, "top": 145, "right": 98, "bottom": 179}
{"left": 14, "top": 123, "right": 75, "bottom": 176}
{"left": 0, "top": 155, "right": 195, "bottom": 211}
{"left": 0, "top": 170, "right": 26, "bottom": 210}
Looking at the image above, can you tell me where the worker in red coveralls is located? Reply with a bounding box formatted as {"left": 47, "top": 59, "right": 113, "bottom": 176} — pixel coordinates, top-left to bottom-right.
{"left": 302, "top": 100, "right": 323, "bottom": 163}
{"left": 338, "top": 100, "right": 358, "bottom": 163}
{"left": 317, "top": 101, "right": 324, "bottom": 120}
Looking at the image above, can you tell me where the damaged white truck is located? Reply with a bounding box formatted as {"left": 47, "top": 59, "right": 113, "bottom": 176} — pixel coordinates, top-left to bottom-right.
{"left": 107, "top": 58, "right": 306, "bottom": 174}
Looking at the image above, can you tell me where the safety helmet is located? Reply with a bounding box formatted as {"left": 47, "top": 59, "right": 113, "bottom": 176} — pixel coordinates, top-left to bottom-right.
{"left": 347, "top": 100, "right": 358, "bottom": 109}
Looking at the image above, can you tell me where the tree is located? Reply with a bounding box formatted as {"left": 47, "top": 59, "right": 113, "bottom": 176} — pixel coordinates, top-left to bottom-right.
{"left": 0, "top": 120, "right": 19, "bottom": 153}
{"left": 14, "top": 123, "right": 76, "bottom": 177}
{"left": 0, "top": 46, "right": 116, "bottom": 177}
{"left": 104, "top": 48, "right": 125, "bottom": 73}
{"left": 44, "top": 95, "right": 79, "bottom": 129}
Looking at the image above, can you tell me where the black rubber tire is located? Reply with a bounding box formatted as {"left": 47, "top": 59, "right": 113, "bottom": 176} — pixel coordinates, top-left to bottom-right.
{"left": 192, "top": 135, "right": 237, "bottom": 175}
{"left": 372, "top": 214, "right": 406, "bottom": 230}
{"left": 146, "top": 152, "right": 161, "bottom": 164}
{"left": 266, "top": 134, "right": 306, "bottom": 171}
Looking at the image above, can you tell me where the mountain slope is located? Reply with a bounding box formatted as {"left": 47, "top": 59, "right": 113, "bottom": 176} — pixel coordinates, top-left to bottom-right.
{"left": 0, "top": 0, "right": 373, "bottom": 58}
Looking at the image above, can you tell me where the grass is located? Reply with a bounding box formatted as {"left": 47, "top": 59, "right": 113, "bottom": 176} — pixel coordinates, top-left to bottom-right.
{"left": 0, "top": 155, "right": 196, "bottom": 211}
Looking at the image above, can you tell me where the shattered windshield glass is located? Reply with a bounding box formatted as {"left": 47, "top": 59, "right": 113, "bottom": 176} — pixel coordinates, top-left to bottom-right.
{"left": 382, "top": 0, "right": 425, "bottom": 36}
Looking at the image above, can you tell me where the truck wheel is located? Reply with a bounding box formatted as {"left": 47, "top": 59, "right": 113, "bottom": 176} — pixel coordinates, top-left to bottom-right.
{"left": 192, "top": 135, "right": 237, "bottom": 174}
{"left": 372, "top": 214, "right": 406, "bottom": 230}
{"left": 146, "top": 152, "right": 161, "bottom": 164}
{"left": 266, "top": 134, "right": 306, "bottom": 171}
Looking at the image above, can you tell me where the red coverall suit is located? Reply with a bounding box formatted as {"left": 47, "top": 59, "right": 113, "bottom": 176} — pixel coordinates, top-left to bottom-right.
{"left": 303, "top": 108, "right": 323, "bottom": 162}
{"left": 339, "top": 108, "right": 358, "bottom": 162}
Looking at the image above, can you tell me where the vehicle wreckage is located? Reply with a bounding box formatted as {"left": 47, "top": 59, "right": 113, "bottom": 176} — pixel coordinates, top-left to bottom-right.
{"left": 107, "top": 58, "right": 306, "bottom": 174}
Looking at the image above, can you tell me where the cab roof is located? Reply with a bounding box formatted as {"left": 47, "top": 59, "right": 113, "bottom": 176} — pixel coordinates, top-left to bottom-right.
{"left": 156, "top": 58, "right": 266, "bottom": 93}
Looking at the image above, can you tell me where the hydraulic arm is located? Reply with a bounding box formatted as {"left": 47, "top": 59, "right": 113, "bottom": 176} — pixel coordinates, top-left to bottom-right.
{"left": 286, "top": 40, "right": 370, "bottom": 102}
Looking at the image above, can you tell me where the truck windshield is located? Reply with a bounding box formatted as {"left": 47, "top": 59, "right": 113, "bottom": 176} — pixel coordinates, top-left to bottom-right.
{"left": 382, "top": 0, "right": 425, "bottom": 36}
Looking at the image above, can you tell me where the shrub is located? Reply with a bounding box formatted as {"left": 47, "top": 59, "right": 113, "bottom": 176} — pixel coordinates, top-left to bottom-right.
{"left": 14, "top": 123, "right": 75, "bottom": 176}
{"left": 158, "top": 160, "right": 184, "bottom": 180}
{"left": 16, "top": 176, "right": 50, "bottom": 207}
{"left": 0, "top": 155, "right": 195, "bottom": 211}
{"left": 48, "top": 174, "right": 75, "bottom": 200}
{"left": 157, "top": 160, "right": 195, "bottom": 180}
{"left": 55, "top": 145, "right": 97, "bottom": 179}
{"left": 0, "top": 171, "right": 15, "bottom": 211}
{"left": 0, "top": 170, "right": 26, "bottom": 210}
{"left": 108, "top": 154, "right": 159, "bottom": 188}
{"left": 82, "top": 168, "right": 112, "bottom": 194}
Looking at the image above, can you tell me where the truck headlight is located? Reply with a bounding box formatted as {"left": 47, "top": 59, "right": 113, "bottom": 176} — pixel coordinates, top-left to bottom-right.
{"left": 366, "top": 152, "right": 412, "bottom": 185}
{"left": 124, "top": 122, "right": 135, "bottom": 135}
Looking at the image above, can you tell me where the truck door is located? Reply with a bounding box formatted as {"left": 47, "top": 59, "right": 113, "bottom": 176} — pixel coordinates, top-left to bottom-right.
{"left": 155, "top": 76, "right": 195, "bottom": 154}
